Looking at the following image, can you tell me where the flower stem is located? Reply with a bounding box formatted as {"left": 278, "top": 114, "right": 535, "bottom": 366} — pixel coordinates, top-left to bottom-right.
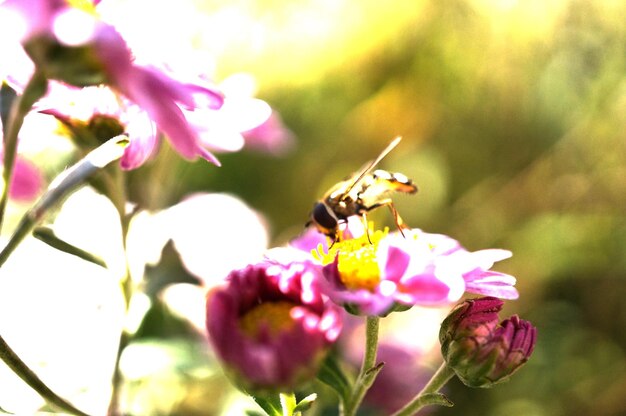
{"left": 342, "top": 316, "right": 381, "bottom": 416}
{"left": 0, "top": 336, "right": 90, "bottom": 416}
{"left": 0, "top": 73, "right": 48, "bottom": 233}
{"left": 391, "top": 362, "right": 455, "bottom": 416}
{"left": 107, "top": 330, "right": 130, "bottom": 416}
{"left": 107, "top": 166, "right": 133, "bottom": 416}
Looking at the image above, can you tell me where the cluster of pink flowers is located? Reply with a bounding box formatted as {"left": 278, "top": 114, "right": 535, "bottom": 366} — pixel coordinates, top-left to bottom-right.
{"left": 2, "top": 0, "right": 223, "bottom": 165}
{"left": 1, "top": 1, "right": 535, "bottom": 409}
{"left": 205, "top": 219, "right": 533, "bottom": 393}
{"left": 0, "top": 0, "right": 292, "bottom": 202}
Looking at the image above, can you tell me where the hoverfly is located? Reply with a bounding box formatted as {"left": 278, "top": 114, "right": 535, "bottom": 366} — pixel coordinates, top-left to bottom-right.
{"left": 308, "top": 136, "right": 418, "bottom": 242}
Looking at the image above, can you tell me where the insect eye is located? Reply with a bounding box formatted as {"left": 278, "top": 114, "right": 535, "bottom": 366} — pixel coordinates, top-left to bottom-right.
{"left": 312, "top": 203, "right": 338, "bottom": 229}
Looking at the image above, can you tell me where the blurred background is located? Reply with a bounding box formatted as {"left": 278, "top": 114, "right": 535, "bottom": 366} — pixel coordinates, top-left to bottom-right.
{"left": 2, "top": 0, "right": 625, "bottom": 414}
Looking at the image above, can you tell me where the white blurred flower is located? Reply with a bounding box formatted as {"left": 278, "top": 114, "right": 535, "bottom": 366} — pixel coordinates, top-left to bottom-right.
{"left": 128, "top": 192, "right": 269, "bottom": 286}
{"left": 127, "top": 192, "right": 270, "bottom": 333}
{"left": 0, "top": 193, "right": 126, "bottom": 414}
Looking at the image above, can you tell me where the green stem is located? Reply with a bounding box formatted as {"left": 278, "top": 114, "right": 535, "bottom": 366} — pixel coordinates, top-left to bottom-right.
{"left": 343, "top": 316, "right": 381, "bottom": 416}
{"left": 107, "top": 166, "right": 133, "bottom": 416}
{"left": 0, "top": 336, "right": 90, "bottom": 416}
{"left": 391, "top": 362, "right": 455, "bottom": 416}
{"left": 0, "top": 72, "right": 48, "bottom": 233}
{"left": 107, "top": 330, "right": 130, "bottom": 416}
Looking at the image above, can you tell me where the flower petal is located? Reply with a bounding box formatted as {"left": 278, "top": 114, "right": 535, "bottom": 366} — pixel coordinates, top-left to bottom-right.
{"left": 8, "top": 156, "right": 43, "bottom": 201}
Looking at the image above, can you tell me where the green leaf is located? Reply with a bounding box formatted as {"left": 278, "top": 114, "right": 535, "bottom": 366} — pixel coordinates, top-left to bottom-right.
{"left": 293, "top": 393, "right": 317, "bottom": 413}
{"left": 280, "top": 392, "right": 297, "bottom": 414}
{"left": 0, "top": 82, "right": 17, "bottom": 137}
{"left": 33, "top": 226, "right": 107, "bottom": 268}
{"left": 251, "top": 395, "right": 282, "bottom": 416}
{"left": 365, "top": 361, "right": 385, "bottom": 378}
{"left": 420, "top": 393, "right": 454, "bottom": 407}
{"left": 316, "top": 354, "right": 351, "bottom": 403}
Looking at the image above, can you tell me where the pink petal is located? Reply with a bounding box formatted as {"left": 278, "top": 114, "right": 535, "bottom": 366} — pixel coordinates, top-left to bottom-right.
{"left": 398, "top": 273, "right": 453, "bottom": 304}
{"left": 242, "top": 112, "right": 295, "bottom": 156}
{"left": 380, "top": 244, "right": 411, "bottom": 283}
{"left": 9, "top": 156, "right": 43, "bottom": 201}
{"left": 289, "top": 228, "right": 328, "bottom": 253}
{"left": 464, "top": 271, "right": 519, "bottom": 300}
{"left": 471, "top": 249, "right": 513, "bottom": 269}
{"left": 121, "top": 67, "right": 220, "bottom": 165}
{"left": 92, "top": 25, "right": 221, "bottom": 166}
{"left": 119, "top": 130, "right": 157, "bottom": 170}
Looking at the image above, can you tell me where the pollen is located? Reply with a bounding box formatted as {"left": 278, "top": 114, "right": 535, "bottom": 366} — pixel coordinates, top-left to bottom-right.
{"left": 239, "top": 301, "right": 298, "bottom": 340}
{"left": 337, "top": 243, "right": 380, "bottom": 291}
{"left": 312, "top": 224, "right": 389, "bottom": 292}
{"left": 67, "top": 0, "right": 98, "bottom": 14}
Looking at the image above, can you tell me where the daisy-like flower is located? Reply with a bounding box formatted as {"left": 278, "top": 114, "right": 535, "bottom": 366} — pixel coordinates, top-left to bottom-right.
{"left": 439, "top": 297, "right": 537, "bottom": 388}
{"left": 206, "top": 261, "right": 343, "bottom": 393}
{"left": 312, "top": 224, "right": 518, "bottom": 316}
{"left": 0, "top": 0, "right": 225, "bottom": 167}
{"left": 36, "top": 83, "right": 158, "bottom": 170}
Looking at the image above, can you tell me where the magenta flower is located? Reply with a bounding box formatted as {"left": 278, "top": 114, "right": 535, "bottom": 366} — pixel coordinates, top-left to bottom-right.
{"left": 1, "top": 153, "right": 43, "bottom": 202}
{"left": 1, "top": 0, "right": 225, "bottom": 167}
{"left": 206, "top": 261, "right": 343, "bottom": 392}
{"left": 312, "top": 226, "right": 517, "bottom": 316}
{"left": 439, "top": 297, "right": 537, "bottom": 387}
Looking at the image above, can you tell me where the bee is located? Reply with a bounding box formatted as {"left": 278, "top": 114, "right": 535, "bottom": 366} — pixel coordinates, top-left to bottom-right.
{"left": 308, "top": 136, "right": 418, "bottom": 241}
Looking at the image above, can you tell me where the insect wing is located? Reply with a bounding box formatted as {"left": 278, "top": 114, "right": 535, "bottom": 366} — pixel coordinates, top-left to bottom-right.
{"left": 340, "top": 136, "right": 402, "bottom": 199}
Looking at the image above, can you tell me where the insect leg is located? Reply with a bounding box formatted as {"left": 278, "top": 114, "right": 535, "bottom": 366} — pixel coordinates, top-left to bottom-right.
{"left": 365, "top": 199, "right": 410, "bottom": 237}
{"left": 361, "top": 212, "right": 373, "bottom": 244}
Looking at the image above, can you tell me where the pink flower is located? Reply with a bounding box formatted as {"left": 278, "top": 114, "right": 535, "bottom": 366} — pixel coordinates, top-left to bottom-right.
{"left": 36, "top": 83, "right": 158, "bottom": 169}
{"left": 1, "top": 0, "right": 226, "bottom": 167}
{"left": 311, "top": 226, "right": 518, "bottom": 316}
{"left": 206, "top": 261, "right": 343, "bottom": 392}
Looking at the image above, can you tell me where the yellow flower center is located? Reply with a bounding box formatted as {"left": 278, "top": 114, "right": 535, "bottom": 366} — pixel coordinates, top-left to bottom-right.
{"left": 312, "top": 224, "right": 388, "bottom": 292}
{"left": 67, "top": 0, "right": 98, "bottom": 14}
{"left": 239, "top": 301, "right": 298, "bottom": 340}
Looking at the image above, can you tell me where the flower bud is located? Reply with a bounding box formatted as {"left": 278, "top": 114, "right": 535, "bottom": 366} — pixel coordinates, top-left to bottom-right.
{"left": 439, "top": 297, "right": 536, "bottom": 388}
{"left": 206, "top": 261, "right": 343, "bottom": 394}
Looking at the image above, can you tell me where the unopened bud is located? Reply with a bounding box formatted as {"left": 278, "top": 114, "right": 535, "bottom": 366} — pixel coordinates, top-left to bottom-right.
{"left": 439, "top": 297, "right": 536, "bottom": 388}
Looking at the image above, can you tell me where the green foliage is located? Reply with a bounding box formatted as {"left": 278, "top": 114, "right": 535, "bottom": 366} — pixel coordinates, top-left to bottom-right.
{"left": 317, "top": 354, "right": 351, "bottom": 404}
{"left": 0, "top": 82, "right": 17, "bottom": 136}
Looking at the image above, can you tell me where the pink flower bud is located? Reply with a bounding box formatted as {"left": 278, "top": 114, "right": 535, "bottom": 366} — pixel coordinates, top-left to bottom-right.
{"left": 439, "top": 297, "right": 536, "bottom": 388}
